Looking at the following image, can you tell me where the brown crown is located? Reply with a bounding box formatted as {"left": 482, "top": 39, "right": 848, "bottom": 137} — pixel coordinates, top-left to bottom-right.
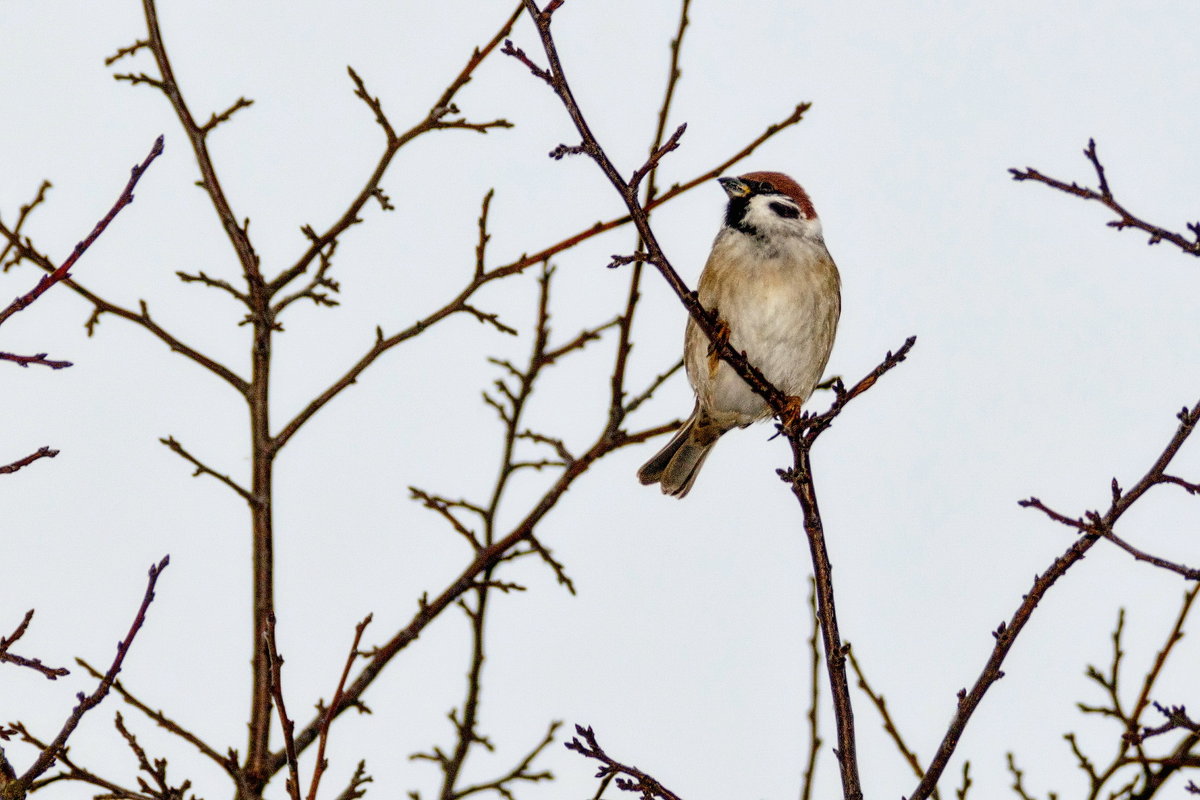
{"left": 739, "top": 171, "right": 816, "bottom": 219}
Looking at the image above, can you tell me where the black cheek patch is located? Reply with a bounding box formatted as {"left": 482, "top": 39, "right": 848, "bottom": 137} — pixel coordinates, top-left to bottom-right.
{"left": 769, "top": 201, "right": 801, "bottom": 219}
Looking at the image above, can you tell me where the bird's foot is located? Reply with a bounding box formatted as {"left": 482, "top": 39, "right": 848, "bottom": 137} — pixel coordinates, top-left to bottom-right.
{"left": 779, "top": 395, "right": 807, "bottom": 435}
{"left": 705, "top": 317, "right": 731, "bottom": 376}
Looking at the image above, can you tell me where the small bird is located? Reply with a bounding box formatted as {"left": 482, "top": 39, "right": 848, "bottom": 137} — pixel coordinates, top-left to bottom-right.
{"left": 638, "top": 171, "right": 841, "bottom": 497}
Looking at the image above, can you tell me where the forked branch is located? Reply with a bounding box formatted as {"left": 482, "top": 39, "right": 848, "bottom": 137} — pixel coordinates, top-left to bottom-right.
{"left": 14, "top": 556, "right": 169, "bottom": 789}
{"left": 1010, "top": 139, "right": 1200, "bottom": 256}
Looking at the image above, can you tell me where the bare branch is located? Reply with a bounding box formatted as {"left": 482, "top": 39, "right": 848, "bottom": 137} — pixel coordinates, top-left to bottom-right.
{"left": 133, "top": 0, "right": 262, "bottom": 286}
{"left": 411, "top": 487, "right": 483, "bottom": 551}
{"left": 307, "top": 615, "right": 373, "bottom": 800}
{"left": 201, "top": 96, "right": 255, "bottom": 134}
{"left": 565, "top": 725, "right": 682, "bottom": 800}
{"left": 1010, "top": 139, "right": 1200, "bottom": 256}
{"left": 450, "top": 721, "right": 558, "bottom": 800}
{"left": 0, "top": 136, "right": 164, "bottom": 329}
{"left": 18, "top": 556, "right": 170, "bottom": 786}
{"left": 0, "top": 180, "right": 51, "bottom": 271}
{"left": 908, "top": 398, "right": 1200, "bottom": 800}
{"left": 176, "top": 268, "right": 250, "bottom": 303}
{"left": 334, "top": 761, "right": 372, "bottom": 800}
{"left": 0, "top": 351, "right": 72, "bottom": 369}
{"left": 76, "top": 657, "right": 244, "bottom": 783}
{"left": 160, "top": 435, "right": 258, "bottom": 506}
{"left": 267, "top": 4, "right": 524, "bottom": 300}
{"left": 847, "top": 647, "right": 935, "bottom": 796}
{"left": 0, "top": 232, "right": 249, "bottom": 393}
{"left": 0, "top": 447, "right": 59, "bottom": 475}
{"left": 0, "top": 610, "right": 69, "bottom": 679}
{"left": 1086, "top": 512, "right": 1200, "bottom": 581}
{"left": 104, "top": 39, "right": 149, "bottom": 66}
{"left": 265, "top": 613, "right": 303, "bottom": 800}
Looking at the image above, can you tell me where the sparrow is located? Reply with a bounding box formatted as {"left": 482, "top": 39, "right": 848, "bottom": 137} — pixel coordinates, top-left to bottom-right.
{"left": 637, "top": 171, "right": 841, "bottom": 498}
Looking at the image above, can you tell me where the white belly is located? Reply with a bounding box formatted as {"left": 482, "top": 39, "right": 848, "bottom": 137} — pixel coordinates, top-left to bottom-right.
{"left": 685, "top": 232, "right": 841, "bottom": 427}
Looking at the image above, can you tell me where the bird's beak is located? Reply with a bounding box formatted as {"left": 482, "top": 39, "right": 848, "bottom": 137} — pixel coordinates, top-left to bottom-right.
{"left": 718, "top": 176, "right": 751, "bottom": 198}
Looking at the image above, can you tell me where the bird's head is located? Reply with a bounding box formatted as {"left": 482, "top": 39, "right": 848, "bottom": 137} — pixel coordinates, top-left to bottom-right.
{"left": 718, "top": 171, "right": 822, "bottom": 242}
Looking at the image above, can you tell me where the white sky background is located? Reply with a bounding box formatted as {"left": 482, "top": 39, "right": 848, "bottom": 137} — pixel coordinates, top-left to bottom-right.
{"left": 3, "top": 2, "right": 1200, "bottom": 799}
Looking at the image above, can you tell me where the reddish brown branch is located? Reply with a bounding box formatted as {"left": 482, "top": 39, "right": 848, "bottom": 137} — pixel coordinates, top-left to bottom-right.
{"left": 907, "top": 399, "right": 1200, "bottom": 800}
{"left": 306, "top": 615, "right": 372, "bottom": 800}
{"left": 264, "top": 614, "right": 302, "bottom": 800}
{"left": 507, "top": 8, "right": 922, "bottom": 799}
{"left": 772, "top": 339, "right": 916, "bottom": 800}
{"left": 0, "top": 136, "right": 163, "bottom": 329}
{"left": 268, "top": 419, "right": 677, "bottom": 777}
{"left": 159, "top": 435, "right": 258, "bottom": 506}
{"left": 0, "top": 351, "right": 72, "bottom": 369}
{"left": 17, "top": 555, "right": 170, "bottom": 787}
{"left": 0, "top": 232, "right": 249, "bottom": 393}
{"left": 1010, "top": 139, "right": 1200, "bottom": 256}
{"left": 847, "top": 648, "right": 935, "bottom": 796}
{"left": 0, "top": 610, "right": 69, "bottom": 679}
{"left": 787, "top": 337, "right": 917, "bottom": 441}
{"left": 75, "top": 657, "right": 245, "bottom": 786}
{"left": 0, "top": 447, "right": 59, "bottom": 475}
{"left": 266, "top": 4, "right": 523, "bottom": 300}
{"left": 1086, "top": 512, "right": 1200, "bottom": 580}
{"left": 135, "top": 0, "right": 262, "bottom": 288}
{"left": 0, "top": 180, "right": 51, "bottom": 271}
{"left": 565, "top": 725, "right": 682, "bottom": 800}
{"left": 1129, "top": 586, "right": 1200, "bottom": 745}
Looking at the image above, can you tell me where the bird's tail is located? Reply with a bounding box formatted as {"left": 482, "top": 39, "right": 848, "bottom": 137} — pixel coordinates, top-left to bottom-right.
{"left": 637, "top": 410, "right": 723, "bottom": 498}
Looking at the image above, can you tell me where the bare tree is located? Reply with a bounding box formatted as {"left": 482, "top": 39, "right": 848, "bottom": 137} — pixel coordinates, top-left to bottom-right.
{"left": 7, "top": 4, "right": 1197, "bottom": 800}
{"left": 2, "top": 138, "right": 168, "bottom": 800}
{"left": 503, "top": 4, "right": 1200, "bottom": 800}
{"left": 2, "top": 3, "right": 811, "bottom": 800}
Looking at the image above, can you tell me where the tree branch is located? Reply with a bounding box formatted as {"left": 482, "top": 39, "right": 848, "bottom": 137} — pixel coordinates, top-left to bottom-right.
{"left": 564, "top": 725, "right": 682, "bottom": 800}
{"left": 17, "top": 556, "right": 170, "bottom": 787}
{"left": 0, "top": 135, "right": 163, "bottom": 329}
{"left": 266, "top": 4, "right": 523, "bottom": 300}
{"left": 0, "top": 447, "right": 59, "bottom": 475}
{"left": 908, "top": 399, "right": 1200, "bottom": 800}
{"left": 159, "top": 435, "right": 258, "bottom": 506}
{"left": 1010, "top": 139, "right": 1200, "bottom": 256}
{"left": 0, "top": 610, "right": 69, "bottom": 680}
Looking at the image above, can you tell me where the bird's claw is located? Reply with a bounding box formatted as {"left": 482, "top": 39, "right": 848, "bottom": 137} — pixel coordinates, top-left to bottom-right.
{"left": 705, "top": 318, "right": 732, "bottom": 377}
{"left": 779, "top": 396, "right": 806, "bottom": 435}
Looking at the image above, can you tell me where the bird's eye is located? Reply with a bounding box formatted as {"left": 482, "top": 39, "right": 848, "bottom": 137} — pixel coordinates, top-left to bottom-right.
{"left": 769, "top": 201, "right": 800, "bottom": 219}
{"left": 757, "top": 180, "right": 775, "bottom": 193}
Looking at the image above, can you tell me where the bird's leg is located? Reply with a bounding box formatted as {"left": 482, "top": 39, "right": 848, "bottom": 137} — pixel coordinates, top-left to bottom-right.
{"left": 705, "top": 315, "right": 731, "bottom": 377}
{"left": 779, "top": 395, "right": 807, "bottom": 435}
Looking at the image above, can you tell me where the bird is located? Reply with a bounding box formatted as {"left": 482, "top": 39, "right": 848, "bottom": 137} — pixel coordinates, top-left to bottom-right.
{"left": 637, "top": 171, "right": 841, "bottom": 498}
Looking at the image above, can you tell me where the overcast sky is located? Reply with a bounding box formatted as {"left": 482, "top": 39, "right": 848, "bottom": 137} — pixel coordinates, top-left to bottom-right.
{"left": 3, "top": 2, "right": 1200, "bottom": 799}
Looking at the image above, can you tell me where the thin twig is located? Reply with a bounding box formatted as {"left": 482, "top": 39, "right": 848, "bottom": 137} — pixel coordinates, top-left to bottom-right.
{"left": 565, "top": 725, "right": 683, "bottom": 800}
{"left": 800, "top": 579, "right": 821, "bottom": 800}
{"left": 1011, "top": 139, "right": 1200, "bottom": 256}
{"left": 0, "top": 136, "right": 164, "bottom": 329}
{"left": 159, "top": 435, "right": 258, "bottom": 505}
{"left": 307, "top": 615, "right": 372, "bottom": 800}
{"left": 908, "top": 400, "right": 1200, "bottom": 800}
{"left": 18, "top": 556, "right": 170, "bottom": 786}
{"left": 0, "top": 352, "right": 72, "bottom": 369}
{"left": 847, "top": 648, "right": 935, "bottom": 796}
{"left": 75, "top": 657, "right": 244, "bottom": 784}
{"left": 0, "top": 447, "right": 59, "bottom": 475}
{"left": 264, "top": 613, "right": 302, "bottom": 800}
{"left": 0, "top": 610, "right": 69, "bottom": 679}
{"left": 267, "top": 4, "right": 523, "bottom": 300}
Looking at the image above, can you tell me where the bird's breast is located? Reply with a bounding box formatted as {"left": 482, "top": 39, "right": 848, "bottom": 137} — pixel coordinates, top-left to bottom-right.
{"left": 689, "top": 232, "right": 841, "bottom": 412}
